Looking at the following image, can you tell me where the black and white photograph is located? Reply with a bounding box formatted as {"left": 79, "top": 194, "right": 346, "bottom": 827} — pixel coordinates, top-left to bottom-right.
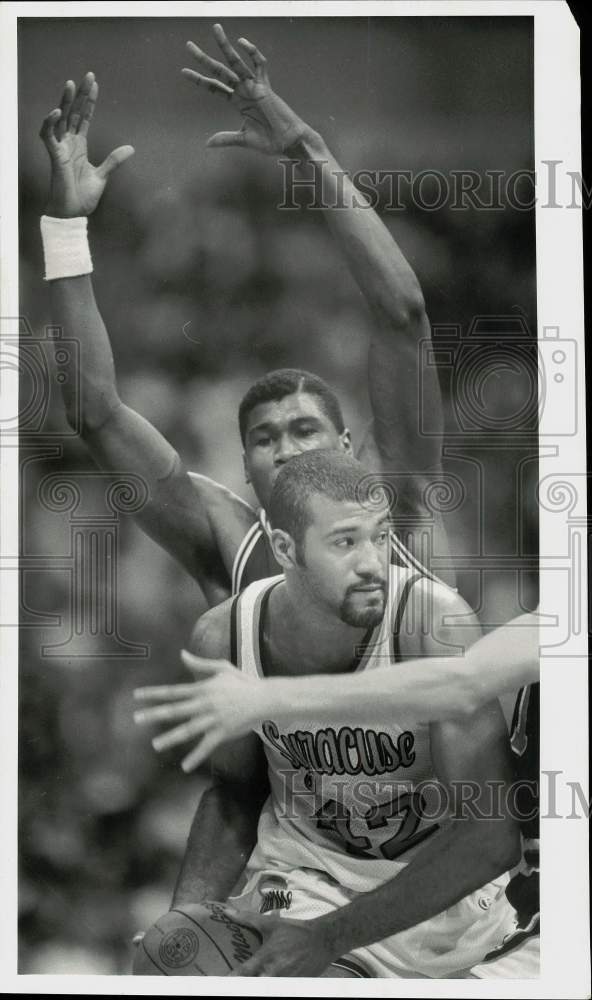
{"left": 1, "top": 1, "right": 589, "bottom": 993}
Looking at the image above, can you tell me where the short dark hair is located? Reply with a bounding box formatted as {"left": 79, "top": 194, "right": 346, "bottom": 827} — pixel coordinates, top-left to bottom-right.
{"left": 238, "top": 369, "right": 345, "bottom": 446}
{"left": 269, "top": 450, "right": 385, "bottom": 559}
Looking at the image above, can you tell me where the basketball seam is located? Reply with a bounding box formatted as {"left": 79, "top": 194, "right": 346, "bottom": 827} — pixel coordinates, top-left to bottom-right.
{"left": 172, "top": 907, "right": 237, "bottom": 972}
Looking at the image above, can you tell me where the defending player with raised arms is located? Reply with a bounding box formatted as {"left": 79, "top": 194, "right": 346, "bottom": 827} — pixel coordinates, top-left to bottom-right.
{"left": 136, "top": 451, "right": 521, "bottom": 978}
{"left": 39, "top": 23, "right": 453, "bottom": 617}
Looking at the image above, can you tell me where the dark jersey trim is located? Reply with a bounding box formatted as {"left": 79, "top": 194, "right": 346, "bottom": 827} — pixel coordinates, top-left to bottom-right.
{"left": 481, "top": 916, "right": 540, "bottom": 964}
{"left": 392, "top": 572, "right": 424, "bottom": 662}
{"left": 330, "top": 955, "right": 373, "bottom": 978}
{"left": 257, "top": 579, "right": 283, "bottom": 678}
{"left": 229, "top": 593, "right": 240, "bottom": 667}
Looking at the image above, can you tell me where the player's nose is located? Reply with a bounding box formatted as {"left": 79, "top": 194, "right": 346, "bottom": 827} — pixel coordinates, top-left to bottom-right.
{"left": 274, "top": 434, "right": 301, "bottom": 465}
{"left": 354, "top": 541, "right": 385, "bottom": 578}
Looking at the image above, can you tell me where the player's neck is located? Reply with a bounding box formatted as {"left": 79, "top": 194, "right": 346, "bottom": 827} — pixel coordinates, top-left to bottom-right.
{"left": 265, "top": 579, "right": 372, "bottom": 676}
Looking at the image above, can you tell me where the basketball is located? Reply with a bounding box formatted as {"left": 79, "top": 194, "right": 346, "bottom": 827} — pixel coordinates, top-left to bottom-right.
{"left": 132, "top": 901, "right": 262, "bottom": 976}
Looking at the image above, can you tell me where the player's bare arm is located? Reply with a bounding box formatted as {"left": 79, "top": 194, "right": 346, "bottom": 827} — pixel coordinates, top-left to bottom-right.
{"left": 171, "top": 731, "right": 268, "bottom": 907}
{"left": 40, "top": 74, "right": 257, "bottom": 604}
{"left": 184, "top": 25, "right": 452, "bottom": 578}
{"left": 161, "top": 601, "right": 269, "bottom": 908}
{"left": 135, "top": 593, "right": 539, "bottom": 768}
{"left": 224, "top": 587, "right": 521, "bottom": 977}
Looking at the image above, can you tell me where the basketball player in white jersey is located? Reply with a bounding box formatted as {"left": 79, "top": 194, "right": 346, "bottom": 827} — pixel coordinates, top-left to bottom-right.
{"left": 137, "top": 450, "right": 521, "bottom": 979}
{"left": 39, "top": 24, "right": 453, "bottom": 621}
{"left": 137, "top": 609, "right": 540, "bottom": 978}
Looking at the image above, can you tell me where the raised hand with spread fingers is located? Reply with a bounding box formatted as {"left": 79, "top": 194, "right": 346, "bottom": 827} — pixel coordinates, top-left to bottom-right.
{"left": 183, "top": 23, "right": 312, "bottom": 155}
{"left": 40, "top": 72, "right": 134, "bottom": 217}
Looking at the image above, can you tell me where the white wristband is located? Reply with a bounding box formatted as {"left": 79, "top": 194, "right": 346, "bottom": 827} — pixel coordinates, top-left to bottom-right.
{"left": 40, "top": 215, "right": 93, "bottom": 281}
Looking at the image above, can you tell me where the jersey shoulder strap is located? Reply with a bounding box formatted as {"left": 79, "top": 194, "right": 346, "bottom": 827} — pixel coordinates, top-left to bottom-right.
{"left": 231, "top": 575, "right": 283, "bottom": 677}
{"left": 390, "top": 529, "right": 455, "bottom": 591}
{"left": 232, "top": 510, "right": 280, "bottom": 594}
{"left": 231, "top": 520, "right": 264, "bottom": 595}
{"left": 387, "top": 562, "right": 425, "bottom": 663}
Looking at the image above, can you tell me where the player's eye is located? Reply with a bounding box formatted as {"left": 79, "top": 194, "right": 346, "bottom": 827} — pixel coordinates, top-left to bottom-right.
{"left": 254, "top": 435, "right": 272, "bottom": 447}
{"left": 333, "top": 536, "right": 354, "bottom": 548}
{"left": 375, "top": 530, "right": 389, "bottom": 546}
{"left": 297, "top": 425, "right": 318, "bottom": 438}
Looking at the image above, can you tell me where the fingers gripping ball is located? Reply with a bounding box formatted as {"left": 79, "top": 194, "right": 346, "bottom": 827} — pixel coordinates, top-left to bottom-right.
{"left": 132, "top": 901, "right": 262, "bottom": 976}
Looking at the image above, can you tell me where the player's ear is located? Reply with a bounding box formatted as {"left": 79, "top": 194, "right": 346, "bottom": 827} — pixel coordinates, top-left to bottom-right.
{"left": 339, "top": 428, "right": 352, "bottom": 454}
{"left": 270, "top": 528, "right": 297, "bottom": 569}
{"left": 242, "top": 451, "right": 251, "bottom": 485}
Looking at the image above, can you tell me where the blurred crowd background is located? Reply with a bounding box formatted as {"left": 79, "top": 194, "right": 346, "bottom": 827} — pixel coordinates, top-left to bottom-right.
{"left": 17, "top": 15, "right": 537, "bottom": 974}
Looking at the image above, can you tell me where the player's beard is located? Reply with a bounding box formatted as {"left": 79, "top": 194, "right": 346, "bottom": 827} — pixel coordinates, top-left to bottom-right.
{"left": 338, "top": 581, "right": 386, "bottom": 628}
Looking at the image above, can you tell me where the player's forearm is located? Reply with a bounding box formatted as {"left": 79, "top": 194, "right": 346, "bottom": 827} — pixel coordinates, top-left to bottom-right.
{"left": 48, "top": 271, "right": 121, "bottom": 432}
{"left": 286, "top": 130, "right": 425, "bottom": 328}
{"left": 316, "top": 816, "right": 521, "bottom": 957}
{"left": 171, "top": 782, "right": 261, "bottom": 908}
{"left": 257, "top": 615, "right": 540, "bottom": 728}
{"left": 256, "top": 661, "right": 481, "bottom": 730}
{"left": 49, "top": 271, "right": 183, "bottom": 484}
{"left": 257, "top": 661, "right": 476, "bottom": 729}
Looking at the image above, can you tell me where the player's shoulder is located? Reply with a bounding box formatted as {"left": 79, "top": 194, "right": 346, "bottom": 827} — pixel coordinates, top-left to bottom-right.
{"left": 188, "top": 595, "right": 235, "bottom": 661}
{"left": 413, "top": 576, "right": 475, "bottom": 617}
{"left": 401, "top": 575, "right": 480, "bottom": 658}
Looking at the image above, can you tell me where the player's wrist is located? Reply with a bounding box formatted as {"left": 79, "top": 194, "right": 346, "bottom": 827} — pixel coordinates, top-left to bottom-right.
{"left": 283, "top": 125, "right": 325, "bottom": 160}
{"left": 45, "top": 205, "right": 87, "bottom": 220}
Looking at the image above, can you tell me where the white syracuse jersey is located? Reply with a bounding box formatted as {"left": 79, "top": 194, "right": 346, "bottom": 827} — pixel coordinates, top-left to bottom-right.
{"left": 229, "top": 562, "right": 518, "bottom": 977}
{"left": 232, "top": 560, "right": 448, "bottom": 894}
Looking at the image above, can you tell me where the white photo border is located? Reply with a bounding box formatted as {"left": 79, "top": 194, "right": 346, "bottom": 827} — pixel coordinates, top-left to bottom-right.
{"left": 0, "top": 1, "right": 588, "bottom": 996}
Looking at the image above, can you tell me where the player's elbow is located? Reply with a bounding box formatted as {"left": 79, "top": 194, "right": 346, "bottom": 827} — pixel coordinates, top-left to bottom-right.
{"left": 404, "top": 287, "right": 427, "bottom": 320}
{"left": 457, "top": 682, "right": 489, "bottom": 720}
{"left": 387, "top": 287, "right": 427, "bottom": 331}
{"left": 440, "top": 663, "right": 483, "bottom": 719}
{"left": 77, "top": 383, "right": 121, "bottom": 435}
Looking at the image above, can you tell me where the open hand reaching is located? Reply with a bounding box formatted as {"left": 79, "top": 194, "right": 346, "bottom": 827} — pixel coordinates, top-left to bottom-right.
{"left": 39, "top": 72, "right": 134, "bottom": 217}
{"left": 183, "top": 23, "right": 312, "bottom": 156}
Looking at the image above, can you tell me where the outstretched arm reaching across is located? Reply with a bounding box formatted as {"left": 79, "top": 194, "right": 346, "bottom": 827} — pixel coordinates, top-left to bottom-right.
{"left": 134, "top": 610, "right": 540, "bottom": 772}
